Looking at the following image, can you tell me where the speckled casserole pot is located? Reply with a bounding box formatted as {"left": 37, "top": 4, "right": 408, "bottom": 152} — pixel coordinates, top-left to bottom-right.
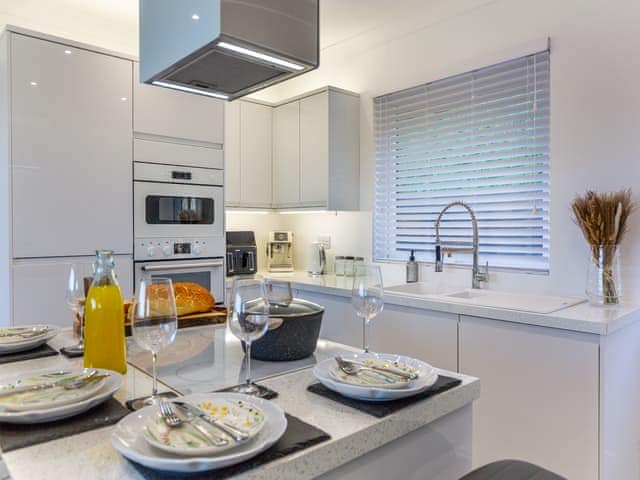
{"left": 249, "top": 298, "right": 324, "bottom": 361}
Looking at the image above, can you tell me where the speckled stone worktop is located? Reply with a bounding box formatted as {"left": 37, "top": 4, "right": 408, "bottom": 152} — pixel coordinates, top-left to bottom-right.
{"left": 0, "top": 329, "right": 479, "bottom": 480}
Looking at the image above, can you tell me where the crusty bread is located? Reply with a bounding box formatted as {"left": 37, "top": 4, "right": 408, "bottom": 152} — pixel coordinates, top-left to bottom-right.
{"left": 172, "top": 282, "right": 215, "bottom": 316}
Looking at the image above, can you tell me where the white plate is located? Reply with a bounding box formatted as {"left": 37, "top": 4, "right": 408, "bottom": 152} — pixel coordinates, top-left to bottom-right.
{"left": 0, "top": 369, "right": 107, "bottom": 412}
{"left": 143, "top": 398, "right": 266, "bottom": 456}
{"left": 314, "top": 352, "right": 439, "bottom": 402}
{"left": 111, "top": 393, "right": 287, "bottom": 474}
{"left": 0, "top": 368, "right": 122, "bottom": 424}
{"left": 0, "top": 325, "right": 59, "bottom": 354}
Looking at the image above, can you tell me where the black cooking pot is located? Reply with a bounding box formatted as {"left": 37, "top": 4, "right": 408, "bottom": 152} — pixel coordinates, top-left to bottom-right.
{"left": 246, "top": 298, "right": 324, "bottom": 361}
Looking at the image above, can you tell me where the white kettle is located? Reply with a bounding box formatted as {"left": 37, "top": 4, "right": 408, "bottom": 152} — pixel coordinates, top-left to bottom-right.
{"left": 307, "top": 242, "right": 326, "bottom": 276}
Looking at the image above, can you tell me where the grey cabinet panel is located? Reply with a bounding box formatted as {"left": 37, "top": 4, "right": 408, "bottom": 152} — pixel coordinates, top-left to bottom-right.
{"left": 273, "top": 101, "right": 300, "bottom": 206}
{"left": 133, "top": 65, "right": 224, "bottom": 144}
{"left": 240, "top": 101, "right": 272, "bottom": 206}
{"left": 299, "top": 92, "right": 328, "bottom": 205}
{"left": 10, "top": 34, "right": 132, "bottom": 257}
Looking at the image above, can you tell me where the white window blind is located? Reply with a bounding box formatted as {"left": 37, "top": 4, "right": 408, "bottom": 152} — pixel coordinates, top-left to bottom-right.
{"left": 374, "top": 50, "right": 550, "bottom": 272}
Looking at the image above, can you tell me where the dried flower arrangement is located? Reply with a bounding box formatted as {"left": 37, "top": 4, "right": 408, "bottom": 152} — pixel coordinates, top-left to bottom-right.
{"left": 571, "top": 189, "right": 636, "bottom": 304}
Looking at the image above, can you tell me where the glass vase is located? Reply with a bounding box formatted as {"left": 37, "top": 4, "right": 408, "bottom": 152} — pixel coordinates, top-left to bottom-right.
{"left": 586, "top": 245, "right": 622, "bottom": 306}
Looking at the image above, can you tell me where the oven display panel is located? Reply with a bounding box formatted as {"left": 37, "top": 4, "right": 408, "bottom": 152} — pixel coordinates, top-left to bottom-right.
{"left": 174, "top": 243, "right": 191, "bottom": 254}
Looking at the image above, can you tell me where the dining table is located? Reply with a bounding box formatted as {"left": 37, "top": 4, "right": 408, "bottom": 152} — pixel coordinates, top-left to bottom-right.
{"left": 0, "top": 324, "right": 480, "bottom": 480}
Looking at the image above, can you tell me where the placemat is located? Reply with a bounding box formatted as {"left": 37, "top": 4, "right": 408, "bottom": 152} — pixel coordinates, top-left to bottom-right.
{"left": 307, "top": 374, "right": 462, "bottom": 418}
{"left": 132, "top": 413, "right": 330, "bottom": 479}
{"left": 0, "top": 344, "right": 58, "bottom": 365}
{"left": 0, "top": 398, "right": 129, "bottom": 452}
{"left": 215, "top": 383, "right": 278, "bottom": 400}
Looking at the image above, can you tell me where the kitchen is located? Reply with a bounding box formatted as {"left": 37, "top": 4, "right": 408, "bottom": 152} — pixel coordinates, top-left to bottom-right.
{"left": 0, "top": 0, "right": 639, "bottom": 479}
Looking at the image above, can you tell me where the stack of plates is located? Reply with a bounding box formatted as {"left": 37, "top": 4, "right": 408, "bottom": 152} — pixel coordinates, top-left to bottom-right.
{"left": 0, "top": 325, "right": 59, "bottom": 355}
{"left": 0, "top": 368, "right": 122, "bottom": 424}
{"left": 313, "top": 352, "right": 438, "bottom": 402}
{"left": 111, "top": 393, "right": 288, "bottom": 473}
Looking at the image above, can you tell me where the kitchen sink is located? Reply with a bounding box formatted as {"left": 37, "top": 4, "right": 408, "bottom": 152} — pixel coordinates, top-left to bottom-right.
{"left": 385, "top": 282, "right": 460, "bottom": 296}
{"left": 439, "top": 289, "right": 586, "bottom": 314}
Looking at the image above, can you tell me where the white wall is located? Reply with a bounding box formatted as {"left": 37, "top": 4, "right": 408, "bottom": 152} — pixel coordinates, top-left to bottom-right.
{"left": 249, "top": 0, "right": 640, "bottom": 301}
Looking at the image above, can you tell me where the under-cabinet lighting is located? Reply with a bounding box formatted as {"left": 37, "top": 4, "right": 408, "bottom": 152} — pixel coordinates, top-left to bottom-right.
{"left": 217, "top": 41, "right": 305, "bottom": 71}
{"left": 152, "top": 81, "right": 229, "bottom": 100}
{"left": 226, "top": 210, "right": 272, "bottom": 215}
{"left": 278, "top": 210, "right": 330, "bottom": 215}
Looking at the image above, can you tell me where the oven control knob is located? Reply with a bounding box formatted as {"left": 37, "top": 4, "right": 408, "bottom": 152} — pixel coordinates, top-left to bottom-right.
{"left": 146, "top": 245, "right": 156, "bottom": 257}
{"left": 192, "top": 244, "right": 202, "bottom": 256}
{"left": 162, "top": 245, "right": 172, "bottom": 257}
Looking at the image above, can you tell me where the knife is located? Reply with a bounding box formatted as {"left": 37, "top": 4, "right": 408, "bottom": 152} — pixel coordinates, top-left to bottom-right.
{"left": 337, "top": 356, "right": 419, "bottom": 381}
{"left": 173, "top": 401, "right": 250, "bottom": 442}
{"left": 0, "top": 373, "right": 106, "bottom": 398}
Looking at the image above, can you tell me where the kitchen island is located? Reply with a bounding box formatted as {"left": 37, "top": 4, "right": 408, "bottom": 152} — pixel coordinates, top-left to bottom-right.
{"left": 0, "top": 327, "right": 480, "bottom": 480}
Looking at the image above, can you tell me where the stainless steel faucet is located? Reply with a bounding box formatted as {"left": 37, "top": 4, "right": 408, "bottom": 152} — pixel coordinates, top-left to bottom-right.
{"left": 434, "top": 201, "right": 489, "bottom": 289}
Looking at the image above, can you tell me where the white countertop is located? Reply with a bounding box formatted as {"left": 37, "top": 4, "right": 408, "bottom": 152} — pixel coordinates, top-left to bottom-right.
{"left": 231, "top": 271, "right": 640, "bottom": 336}
{"left": 0, "top": 329, "right": 479, "bottom": 480}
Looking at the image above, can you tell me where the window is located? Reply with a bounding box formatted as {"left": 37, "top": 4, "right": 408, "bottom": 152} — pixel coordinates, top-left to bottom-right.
{"left": 374, "top": 50, "right": 550, "bottom": 272}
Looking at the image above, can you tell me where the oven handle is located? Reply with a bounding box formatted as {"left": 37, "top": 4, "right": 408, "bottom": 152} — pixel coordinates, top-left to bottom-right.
{"left": 141, "top": 261, "right": 224, "bottom": 272}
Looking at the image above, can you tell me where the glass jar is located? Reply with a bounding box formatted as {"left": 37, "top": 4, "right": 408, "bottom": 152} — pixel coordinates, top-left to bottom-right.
{"left": 344, "top": 256, "right": 356, "bottom": 276}
{"left": 334, "top": 256, "right": 346, "bottom": 276}
{"left": 586, "top": 245, "right": 622, "bottom": 306}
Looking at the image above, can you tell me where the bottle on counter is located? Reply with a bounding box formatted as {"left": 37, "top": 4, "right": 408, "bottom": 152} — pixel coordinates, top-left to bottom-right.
{"left": 83, "top": 250, "right": 127, "bottom": 373}
{"left": 406, "top": 249, "right": 419, "bottom": 283}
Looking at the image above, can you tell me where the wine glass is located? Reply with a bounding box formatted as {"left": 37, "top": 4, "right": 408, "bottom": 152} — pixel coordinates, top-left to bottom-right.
{"left": 228, "top": 278, "right": 270, "bottom": 395}
{"left": 352, "top": 264, "right": 384, "bottom": 353}
{"left": 131, "top": 277, "right": 178, "bottom": 407}
{"left": 64, "top": 263, "right": 94, "bottom": 355}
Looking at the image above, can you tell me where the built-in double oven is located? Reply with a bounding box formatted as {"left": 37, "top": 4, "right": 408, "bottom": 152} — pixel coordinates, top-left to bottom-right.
{"left": 133, "top": 140, "right": 225, "bottom": 304}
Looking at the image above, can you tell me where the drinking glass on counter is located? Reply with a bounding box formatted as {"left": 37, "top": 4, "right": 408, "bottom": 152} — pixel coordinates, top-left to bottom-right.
{"left": 131, "top": 277, "right": 178, "bottom": 408}
{"left": 228, "top": 278, "right": 270, "bottom": 395}
{"left": 352, "top": 264, "right": 384, "bottom": 353}
{"left": 64, "top": 262, "right": 94, "bottom": 355}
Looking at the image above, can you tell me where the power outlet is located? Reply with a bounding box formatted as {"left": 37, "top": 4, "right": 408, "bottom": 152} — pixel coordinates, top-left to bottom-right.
{"left": 317, "top": 235, "right": 331, "bottom": 249}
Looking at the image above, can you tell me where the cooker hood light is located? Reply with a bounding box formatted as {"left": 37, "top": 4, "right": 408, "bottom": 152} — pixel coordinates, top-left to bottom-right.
{"left": 151, "top": 80, "right": 229, "bottom": 100}
{"left": 216, "top": 41, "right": 305, "bottom": 71}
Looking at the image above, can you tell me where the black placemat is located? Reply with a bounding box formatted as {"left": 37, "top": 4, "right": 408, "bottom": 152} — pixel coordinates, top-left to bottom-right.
{"left": 307, "top": 374, "right": 462, "bottom": 418}
{"left": 131, "top": 413, "right": 330, "bottom": 479}
{"left": 0, "top": 344, "right": 58, "bottom": 365}
{"left": 0, "top": 398, "right": 129, "bottom": 452}
{"left": 215, "top": 383, "right": 278, "bottom": 400}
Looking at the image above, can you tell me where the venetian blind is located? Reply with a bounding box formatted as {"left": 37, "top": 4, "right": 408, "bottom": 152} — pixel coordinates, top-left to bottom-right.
{"left": 374, "top": 50, "right": 550, "bottom": 272}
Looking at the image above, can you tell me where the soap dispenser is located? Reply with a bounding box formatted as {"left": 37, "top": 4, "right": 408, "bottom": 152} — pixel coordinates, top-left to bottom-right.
{"left": 406, "top": 249, "right": 419, "bottom": 283}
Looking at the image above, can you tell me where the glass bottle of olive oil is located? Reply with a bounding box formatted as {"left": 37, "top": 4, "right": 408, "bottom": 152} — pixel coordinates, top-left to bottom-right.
{"left": 83, "top": 250, "right": 127, "bottom": 373}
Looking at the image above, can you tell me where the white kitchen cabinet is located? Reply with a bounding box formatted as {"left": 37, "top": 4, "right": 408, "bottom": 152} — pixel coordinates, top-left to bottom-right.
{"left": 459, "top": 315, "right": 599, "bottom": 480}
{"left": 10, "top": 33, "right": 132, "bottom": 258}
{"left": 225, "top": 100, "right": 273, "bottom": 207}
{"left": 12, "top": 255, "right": 133, "bottom": 327}
{"left": 272, "top": 88, "right": 360, "bottom": 210}
{"left": 273, "top": 101, "right": 300, "bottom": 207}
{"left": 293, "top": 289, "right": 362, "bottom": 348}
{"left": 133, "top": 64, "right": 224, "bottom": 144}
{"left": 369, "top": 305, "right": 458, "bottom": 372}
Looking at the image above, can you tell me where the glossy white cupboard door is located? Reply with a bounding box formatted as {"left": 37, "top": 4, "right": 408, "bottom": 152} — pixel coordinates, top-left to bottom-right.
{"left": 240, "top": 101, "right": 273, "bottom": 207}
{"left": 273, "top": 101, "right": 300, "bottom": 206}
{"left": 12, "top": 255, "right": 133, "bottom": 327}
{"left": 459, "top": 315, "right": 599, "bottom": 480}
{"left": 11, "top": 34, "right": 132, "bottom": 258}
{"left": 133, "top": 65, "right": 224, "bottom": 144}
{"left": 224, "top": 101, "right": 241, "bottom": 205}
{"left": 299, "top": 92, "right": 329, "bottom": 206}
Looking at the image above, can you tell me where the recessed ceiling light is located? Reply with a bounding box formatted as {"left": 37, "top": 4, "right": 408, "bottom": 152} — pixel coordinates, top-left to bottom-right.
{"left": 64, "top": 49, "right": 72, "bottom": 55}
{"left": 29, "top": 81, "right": 38, "bottom": 86}
{"left": 152, "top": 81, "right": 228, "bottom": 100}
{"left": 217, "top": 41, "right": 304, "bottom": 71}
{"left": 191, "top": 13, "right": 200, "bottom": 20}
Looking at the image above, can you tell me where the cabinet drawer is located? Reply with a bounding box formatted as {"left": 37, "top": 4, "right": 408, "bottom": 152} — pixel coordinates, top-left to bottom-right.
{"left": 134, "top": 138, "right": 223, "bottom": 170}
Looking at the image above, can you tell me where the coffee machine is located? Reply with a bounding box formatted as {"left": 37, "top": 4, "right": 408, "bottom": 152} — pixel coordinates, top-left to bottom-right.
{"left": 266, "top": 231, "right": 294, "bottom": 272}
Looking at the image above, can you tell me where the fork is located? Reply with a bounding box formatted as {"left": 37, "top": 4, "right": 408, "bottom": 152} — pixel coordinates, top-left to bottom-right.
{"left": 159, "top": 400, "right": 228, "bottom": 447}
{"left": 335, "top": 356, "right": 418, "bottom": 381}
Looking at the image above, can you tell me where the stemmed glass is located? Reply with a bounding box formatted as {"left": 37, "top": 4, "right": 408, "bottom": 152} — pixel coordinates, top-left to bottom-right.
{"left": 228, "top": 278, "right": 270, "bottom": 395}
{"left": 131, "top": 278, "right": 178, "bottom": 408}
{"left": 64, "top": 263, "right": 94, "bottom": 355}
{"left": 352, "top": 265, "right": 384, "bottom": 353}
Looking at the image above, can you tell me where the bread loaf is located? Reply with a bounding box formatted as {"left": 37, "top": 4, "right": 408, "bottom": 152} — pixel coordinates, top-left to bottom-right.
{"left": 172, "top": 282, "right": 215, "bottom": 316}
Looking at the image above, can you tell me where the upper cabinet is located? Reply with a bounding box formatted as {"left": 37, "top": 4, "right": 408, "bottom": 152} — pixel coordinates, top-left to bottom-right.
{"left": 225, "top": 87, "right": 360, "bottom": 210}
{"left": 225, "top": 100, "right": 273, "bottom": 208}
{"left": 133, "top": 64, "right": 224, "bottom": 144}
{"left": 273, "top": 88, "right": 360, "bottom": 210}
{"left": 10, "top": 34, "right": 133, "bottom": 257}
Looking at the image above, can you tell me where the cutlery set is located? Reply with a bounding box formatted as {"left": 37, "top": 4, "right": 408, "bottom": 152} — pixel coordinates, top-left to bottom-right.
{"left": 0, "top": 370, "right": 109, "bottom": 397}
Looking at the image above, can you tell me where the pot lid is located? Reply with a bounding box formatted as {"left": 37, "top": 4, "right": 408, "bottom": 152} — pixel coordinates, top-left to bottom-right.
{"left": 268, "top": 298, "right": 324, "bottom": 317}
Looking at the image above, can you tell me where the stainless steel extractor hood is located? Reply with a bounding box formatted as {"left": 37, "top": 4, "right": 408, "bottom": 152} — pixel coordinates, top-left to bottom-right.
{"left": 139, "top": 0, "right": 319, "bottom": 101}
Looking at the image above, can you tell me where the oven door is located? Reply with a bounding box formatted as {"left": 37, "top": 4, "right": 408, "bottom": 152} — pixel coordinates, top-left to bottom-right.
{"left": 134, "top": 181, "right": 224, "bottom": 240}
{"left": 134, "top": 258, "right": 225, "bottom": 305}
